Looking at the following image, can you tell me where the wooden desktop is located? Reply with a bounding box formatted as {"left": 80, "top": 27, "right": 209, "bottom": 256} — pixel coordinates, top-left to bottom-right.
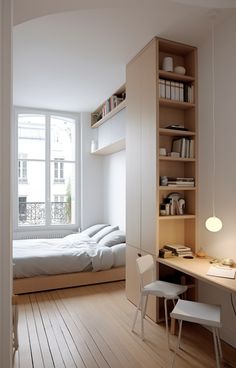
{"left": 157, "top": 256, "right": 236, "bottom": 294}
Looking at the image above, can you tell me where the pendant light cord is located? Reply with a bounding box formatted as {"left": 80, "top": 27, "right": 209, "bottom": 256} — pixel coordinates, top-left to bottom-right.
{"left": 211, "top": 18, "right": 216, "bottom": 217}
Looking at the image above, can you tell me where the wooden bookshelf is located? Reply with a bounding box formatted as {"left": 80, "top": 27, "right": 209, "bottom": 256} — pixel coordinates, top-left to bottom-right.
{"left": 91, "top": 84, "right": 126, "bottom": 128}
{"left": 126, "top": 37, "right": 197, "bottom": 323}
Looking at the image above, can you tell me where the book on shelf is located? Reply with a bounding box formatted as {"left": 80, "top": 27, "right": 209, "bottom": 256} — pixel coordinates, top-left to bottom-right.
{"left": 164, "top": 244, "right": 193, "bottom": 257}
{"left": 158, "top": 79, "right": 194, "bottom": 103}
{"left": 171, "top": 137, "right": 194, "bottom": 158}
{"left": 160, "top": 176, "right": 195, "bottom": 187}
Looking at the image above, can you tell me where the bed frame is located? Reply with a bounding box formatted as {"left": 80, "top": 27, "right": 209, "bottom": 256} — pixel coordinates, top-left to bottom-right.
{"left": 13, "top": 266, "right": 125, "bottom": 294}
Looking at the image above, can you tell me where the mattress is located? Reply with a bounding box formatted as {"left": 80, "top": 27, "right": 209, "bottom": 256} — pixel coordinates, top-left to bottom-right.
{"left": 13, "top": 233, "right": 126, "bottom": 279}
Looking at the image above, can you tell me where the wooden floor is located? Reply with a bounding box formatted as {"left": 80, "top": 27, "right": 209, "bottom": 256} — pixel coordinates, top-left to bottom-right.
{"left": 13, "top": 281, "right": 236, "bottom": 368}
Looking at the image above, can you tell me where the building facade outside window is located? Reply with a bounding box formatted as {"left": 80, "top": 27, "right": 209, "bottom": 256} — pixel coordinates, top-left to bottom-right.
{"left": 14, "top": 108, "right": 80, "bottom": 231}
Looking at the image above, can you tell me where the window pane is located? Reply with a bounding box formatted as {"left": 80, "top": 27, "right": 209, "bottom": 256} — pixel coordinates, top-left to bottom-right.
{"left": 50, "top": 116, "right": 75, "bottom": 161}
{"left": 50, "top": 162, "right": 75, "bottom": 225}
{"left": 18, "top": 161, "right": 45, "bottom": 226}
{"left": 18, "top": 114, "right": 46, "bottom": 160}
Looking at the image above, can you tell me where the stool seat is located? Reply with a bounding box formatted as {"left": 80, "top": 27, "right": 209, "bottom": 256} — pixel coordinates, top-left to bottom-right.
{"left": 170, "top": 299, "right": 222, "bottom": 368}
{"left": 143, "top": 280, "right": 187, "bottom": 299}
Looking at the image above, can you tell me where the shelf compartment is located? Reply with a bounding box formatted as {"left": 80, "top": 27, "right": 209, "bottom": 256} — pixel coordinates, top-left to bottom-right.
{"left": 159, "top": 215, "right": 195, "bottom": 220}
{"left": 91, "top": 138, "right": 125, "bottom": 155}
{"left": 159, "top": 70, "right": 195, "bottom": 82}
{"left": 91, "top": 99, "right": 126, "bottom": 128}
{"left": 159, "top": 98, "right": 195, "bottom": 110}
{"left": 159, "top": 156, "right": 195, "bottom": 162}
{"left": 159, "top": 186, "right": 196, "bottom": 191}
{"left": 159, "top": 128, "right": 195, "bottom": 137}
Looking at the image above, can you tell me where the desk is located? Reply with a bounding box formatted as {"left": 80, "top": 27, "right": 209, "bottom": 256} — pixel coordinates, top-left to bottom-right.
{"left": 157, "top": 257, "right": 236, "bottom": 294}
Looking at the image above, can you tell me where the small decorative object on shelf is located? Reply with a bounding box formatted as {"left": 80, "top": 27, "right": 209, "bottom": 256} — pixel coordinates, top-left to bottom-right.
{"left": 162, "top": 56, "right": 173, "bottom": 72}
{"left": 174, "top": 66, "right": 186, "bottom": 75}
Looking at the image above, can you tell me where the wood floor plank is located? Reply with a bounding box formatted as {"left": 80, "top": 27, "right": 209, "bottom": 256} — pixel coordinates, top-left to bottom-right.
{"left": 29, "top": 294, "right": 54, "bottom": 368}
{"left": 17, "top": 294, "right": 34, "bottom": 368}
{"left": 39, "top": 292, "right": 77, "bottom": 368}
{"left": 35, "top": 292, "right": 66, "bottom": 368}
{"left": 14, "top": 281, "right": 236, "bottom": 368}
{"left": 55, "top": 290, "right": 111, "bottom": 368}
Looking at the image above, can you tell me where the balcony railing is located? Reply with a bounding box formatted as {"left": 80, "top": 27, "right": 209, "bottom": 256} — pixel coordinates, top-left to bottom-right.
{"left": 19, "top": 201, "right": 71, "bottom": 225}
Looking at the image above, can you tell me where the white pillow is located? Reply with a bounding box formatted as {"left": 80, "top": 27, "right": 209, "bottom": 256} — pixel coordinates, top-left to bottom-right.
{"left": 91, "top": 225, "right": 119, "bottom": 243}
{"left": 111, "top": 243, "right": 126, "bottom": 267}
{"left": 63, "top": 233, "right": 91, "bottom": 244}
{"left": 81, "top": 224, "right": 109, "bottom": 237}
{"left": 98, "top": 230, "right": 125, "bottom": 247}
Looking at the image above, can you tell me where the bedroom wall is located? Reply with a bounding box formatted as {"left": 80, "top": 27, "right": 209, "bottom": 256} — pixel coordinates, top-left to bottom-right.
{"left": 103, "top": 150, "right": 126, "bottom": 231}
{"left": 80, "top": 112, "right": 104, "bottom": 230}
{"left": 0, "top": 0, "right": 13, "bottom": 366}
{"left": 198, "top": 12, "right": 236, "bottom": 348}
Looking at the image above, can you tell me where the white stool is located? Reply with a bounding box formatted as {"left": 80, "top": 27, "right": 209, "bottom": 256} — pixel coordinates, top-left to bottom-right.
{"left": 170, "top": 299, "right": 222, "bottom": 368}
{"left": 131, "top": 255, "right": 187, "bottom": 348}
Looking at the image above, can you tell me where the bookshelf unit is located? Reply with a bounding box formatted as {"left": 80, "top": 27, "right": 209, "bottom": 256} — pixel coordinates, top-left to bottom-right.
{"left": 91, "top": 84, "right": 126, "bottom": 128}
{"left": 126, "top": 37, "right": 197, "bottom": 323}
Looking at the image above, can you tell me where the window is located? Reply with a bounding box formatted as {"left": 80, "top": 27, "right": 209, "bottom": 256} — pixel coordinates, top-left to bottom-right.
{"left": 18, "top": 159, "right": 28, "bottom": 183}
{"left": 18, "top": 196, "right": 27, "bottom": 222}
{"left": 15, "top": 109, "right": 79, "bottom": 229}
{"left": 54, "top": 159, "right": 64, "bottom": 183}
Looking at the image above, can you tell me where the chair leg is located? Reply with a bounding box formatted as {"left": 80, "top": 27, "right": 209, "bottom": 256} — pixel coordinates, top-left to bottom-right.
{"left": 171, "top": 319, "right": 182, "bottom": 368}
{"left": 132, "top": 295, "right": 141, "bottom": 332}
{"left": 212, "top": 328, "right": 221, "bottom": 368}
{"left": 216, "top": 328, "right": 223, "bottom": 360}
{"left": 141, "top": 295, "right": 148, "bottom": 340}
{"left": 164, "top": 298, "right": 170, "bottom": 349}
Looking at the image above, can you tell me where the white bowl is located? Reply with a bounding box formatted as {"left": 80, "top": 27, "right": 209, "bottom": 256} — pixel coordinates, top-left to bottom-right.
{"left": 174, "top": 66, "right": 186, "bottom": 75}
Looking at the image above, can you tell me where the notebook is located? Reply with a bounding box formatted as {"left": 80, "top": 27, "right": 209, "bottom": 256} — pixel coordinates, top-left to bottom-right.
{"left": 207, "top": 265, "right": 236, "bottom": 279}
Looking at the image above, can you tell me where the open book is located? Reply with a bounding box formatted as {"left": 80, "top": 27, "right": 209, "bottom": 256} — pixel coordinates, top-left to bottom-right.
{"left": 207, "top": 266, "right": 236, "bottom": 279}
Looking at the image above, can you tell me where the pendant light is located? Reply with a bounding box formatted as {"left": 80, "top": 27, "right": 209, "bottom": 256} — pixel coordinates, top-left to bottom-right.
{"left": 205, "top": 14, "right": 222, "bottom": 232}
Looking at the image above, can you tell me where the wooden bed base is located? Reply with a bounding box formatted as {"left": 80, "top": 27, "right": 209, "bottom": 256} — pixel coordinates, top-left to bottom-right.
{"left": 13, "top": 266, "right": 125, "bottom": 294}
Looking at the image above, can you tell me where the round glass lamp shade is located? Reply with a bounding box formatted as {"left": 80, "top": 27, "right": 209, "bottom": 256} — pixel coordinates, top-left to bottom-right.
{"left": 205, "top": 216, "right": 223, "bottom": 232}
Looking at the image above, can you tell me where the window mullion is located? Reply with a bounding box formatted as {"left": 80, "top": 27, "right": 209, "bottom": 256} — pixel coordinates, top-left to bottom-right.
{"left": 45, "top": 114, "right": 51, "bottom": 226}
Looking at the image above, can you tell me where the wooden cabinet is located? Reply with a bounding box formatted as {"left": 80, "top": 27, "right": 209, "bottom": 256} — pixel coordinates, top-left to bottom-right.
{"left": 126, "top": 37, "right": 197, "bottom": 322}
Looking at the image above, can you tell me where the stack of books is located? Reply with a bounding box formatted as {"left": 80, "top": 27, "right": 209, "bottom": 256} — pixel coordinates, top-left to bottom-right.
{"left": 171, "top": 137, "right": 194, "bottom": 158}
{"left": 159, "top": 79, "right": 194, "bottom": 103}
{"left": 164, "top": 244, "right": 193, "bottom": 257}
{"left": 160, "top": 177, "right": 194, "bottom": 187}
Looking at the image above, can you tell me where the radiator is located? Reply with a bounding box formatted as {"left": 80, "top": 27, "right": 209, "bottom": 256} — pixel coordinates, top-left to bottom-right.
{"left": 14, "top": 230, "right": 72, "bottom": 240}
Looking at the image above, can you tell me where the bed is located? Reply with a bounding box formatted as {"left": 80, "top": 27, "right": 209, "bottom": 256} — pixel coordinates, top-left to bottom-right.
{"left": 13, "top": 224, "right": 126, "bottom": 294}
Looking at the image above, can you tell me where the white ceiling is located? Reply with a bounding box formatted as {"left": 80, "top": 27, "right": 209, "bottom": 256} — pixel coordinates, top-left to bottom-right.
{"left": 13, "top": 0, "right": 236, "bottom": 112}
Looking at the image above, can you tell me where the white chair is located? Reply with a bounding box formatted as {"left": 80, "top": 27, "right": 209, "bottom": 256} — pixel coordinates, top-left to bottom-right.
{"left": 131, "top": 254, "right": 187, "bottom": 348}
{"left": 170, "top": 299, "right": 222, "bottom": 368}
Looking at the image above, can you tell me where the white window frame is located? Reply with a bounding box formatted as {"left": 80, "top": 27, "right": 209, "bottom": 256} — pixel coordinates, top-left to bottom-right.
{"left": 13, "top": 107, "right": 81, "bottom": 235}
{"left": 18, "top": 158, "right": 28, "bottom": 183}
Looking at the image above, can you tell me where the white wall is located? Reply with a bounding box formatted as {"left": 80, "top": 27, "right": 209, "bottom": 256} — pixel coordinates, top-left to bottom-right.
{"left": 103, "top": 150, "right": 126, "bottom": 230}
{"left": 198, "top": 13, "right": 236, "bottom": 347}
{"left": 0, "top": 0, "right": 12, "bottom": 366}
{"left": 80, "top": 112, "right": 104, "bottom": 229}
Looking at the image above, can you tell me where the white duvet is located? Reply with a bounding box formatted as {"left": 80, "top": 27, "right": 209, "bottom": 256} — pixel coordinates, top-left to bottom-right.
{"left": 13, "top": 234, "right": 126, "bottom": 278}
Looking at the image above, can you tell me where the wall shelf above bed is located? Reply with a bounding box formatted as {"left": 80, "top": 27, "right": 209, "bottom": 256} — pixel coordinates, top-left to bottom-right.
{"left": 91, "top": 138, "right": 125, "bottom": 155}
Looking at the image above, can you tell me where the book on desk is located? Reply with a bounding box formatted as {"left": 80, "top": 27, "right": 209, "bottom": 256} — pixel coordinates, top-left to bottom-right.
{"left": 207, "top": 265, "right": 236, "bottom": 279}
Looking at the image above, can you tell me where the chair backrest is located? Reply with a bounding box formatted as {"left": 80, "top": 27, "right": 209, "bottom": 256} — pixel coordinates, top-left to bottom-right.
{"left": 136, "top": 255, "right": 155, "bottom": 288}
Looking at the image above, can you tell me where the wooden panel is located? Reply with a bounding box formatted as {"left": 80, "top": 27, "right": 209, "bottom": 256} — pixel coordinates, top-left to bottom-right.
{"left": 159, "top": 219, "right": 185, "bottom": 249}
{"left": 125, "top": 244, "right": 141, "bottom": 307}
{"left": 126, "top": 245, "right": 158, "bottom": 322}
{"left": 126, "top": 54, "right": 142, "bottom": 248}
{"left": 13, "top": 267, "right": 125, "bottom": 294}
{"left": 140, "top": 38, "right": 157, "bottom": 254}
